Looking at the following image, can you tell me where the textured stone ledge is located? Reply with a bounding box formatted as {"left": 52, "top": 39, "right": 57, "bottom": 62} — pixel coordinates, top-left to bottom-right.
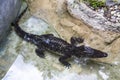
{"left": 67, "top": 0, "right": 120, "bottom": 32}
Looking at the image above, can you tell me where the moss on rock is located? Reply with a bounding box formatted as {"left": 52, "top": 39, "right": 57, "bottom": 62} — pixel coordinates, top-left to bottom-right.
{"left": 83, "top": 0, "right": 105, "bottom": 9}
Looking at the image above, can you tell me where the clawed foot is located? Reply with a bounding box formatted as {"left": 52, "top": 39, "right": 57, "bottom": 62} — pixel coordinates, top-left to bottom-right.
{"left": 71, "top": 37, "right": 84, "bottom": 45}
{"left": 63, "top": 62, "right": 71, "bottom": 68}
{"left": 35, "top": 48, "right": 45, "bottom": 58}
{"left": 59, "top": 56, "right": 71, "bottom": 68}
{"left": 36, "top": 52, "right": 45, "bottom": 58}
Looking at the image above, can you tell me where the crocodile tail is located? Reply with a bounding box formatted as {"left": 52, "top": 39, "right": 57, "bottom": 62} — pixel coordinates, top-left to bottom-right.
{"left": 13, "top": 5, "right": 28, "bottom": 24}
{"left": 13, "top": 23, "right": 28, "bottom": 39}
{"left": 12, "top": 6, "right": 31, "bottom": 41}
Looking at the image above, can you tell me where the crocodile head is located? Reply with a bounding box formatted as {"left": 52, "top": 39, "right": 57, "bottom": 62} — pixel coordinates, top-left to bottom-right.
{"left": 75, "top": 45, "right": 108, "bottom": 58}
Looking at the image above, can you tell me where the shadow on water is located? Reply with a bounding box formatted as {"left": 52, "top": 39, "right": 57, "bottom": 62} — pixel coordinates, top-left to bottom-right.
{"left": 0, "top": 28, "right": 12, "bottom": 54}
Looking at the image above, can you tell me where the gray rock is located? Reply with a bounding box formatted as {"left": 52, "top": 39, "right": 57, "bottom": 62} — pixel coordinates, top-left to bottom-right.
{"left": 118, "top": 0, "right": 120, "bottom": 3}
{"left": 105, "top": 0, "right": 117, "bottom": 7}
{"left": 67, "top": 0, "right": 120, "bottom": 32}
{"left": 0, "top": 0, "right": 22, "bottom": 45}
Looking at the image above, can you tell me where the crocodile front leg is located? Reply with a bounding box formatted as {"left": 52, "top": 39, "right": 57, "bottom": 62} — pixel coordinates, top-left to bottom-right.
{"left": 35, "top": 48, "right": 45, "bottom": 58}
{"left": 70, "top": 37, "right": 84, "bottom": 46}
{"left": 59, "top": 55, "right": 71, "bottom": 68}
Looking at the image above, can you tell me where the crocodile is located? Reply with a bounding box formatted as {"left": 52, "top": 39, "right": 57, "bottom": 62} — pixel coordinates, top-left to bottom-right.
{"left": 12, "top": 7, "right": 108, "bottom": 67}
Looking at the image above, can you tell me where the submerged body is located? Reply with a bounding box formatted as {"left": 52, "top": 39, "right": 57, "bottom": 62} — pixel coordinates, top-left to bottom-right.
{"left": 12, "top": 7, "right": 108, "bottom": 67}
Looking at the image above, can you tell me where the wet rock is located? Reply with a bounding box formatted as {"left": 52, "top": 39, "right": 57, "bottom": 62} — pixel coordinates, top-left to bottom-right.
{"left": 52, "top": 63, "right": 64, "bottom": 71}
{"left": 60, "top": 18, "right": 75, "bottom": 27}
{"left": 85, "top": 33, "right": 106, "bottom": 50}
{"left": 105, "top": 0, "right": 117, "bottom": 7}
{"left": 104, "top": 4, "right": 120, "bottom": 23}
{"left": 72, "top": 25, "right": 91, "bottom": 38}
{"left": 97, "top": 38, "right": 120, "bottom": 64}
{"left": 94, "top": 30, "right": 120, "bottom": 44}
{"left": 67, "top": 0, "right": 107, "bottom": 30}
{"left": 0, "top": 0, "right": 22, "bottom": 44}
{"left": 67, "top": 0, "right": 120, "bottom": 32}
{"left": 109, "top": 38, "right": 120, "bottom": 54}
{"left": 56, "top": 0, "right": 67, "bottom": 15}
{"left": 69, "top": 64, "right": 82, "bottom": 74}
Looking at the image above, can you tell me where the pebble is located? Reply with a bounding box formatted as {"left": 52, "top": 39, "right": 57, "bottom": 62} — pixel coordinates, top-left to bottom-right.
{"left": 94, "top": 5, "right": 120, "bottom": 23}
{"left": 111, "top": 11, "right": 116, "bottom": 14}
{"left": 84, "top": 1, "right": 120, "bottom": 23}
{"left": 98, "top": 4, "right": 120, "bottom": 23}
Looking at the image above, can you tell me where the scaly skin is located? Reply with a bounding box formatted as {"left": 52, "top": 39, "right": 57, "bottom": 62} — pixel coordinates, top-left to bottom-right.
{"left": 12, "top": 6, "right": 108, "bottom": 67}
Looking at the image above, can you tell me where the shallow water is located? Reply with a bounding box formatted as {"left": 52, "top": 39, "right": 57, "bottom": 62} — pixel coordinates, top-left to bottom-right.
{"left": 1, "top": 16, "right": 120, "bottom": 80}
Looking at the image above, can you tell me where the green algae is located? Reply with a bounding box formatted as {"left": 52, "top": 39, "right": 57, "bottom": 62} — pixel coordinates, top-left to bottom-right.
{"left": 83, "top": 0, "right": 105, "bottom": 9}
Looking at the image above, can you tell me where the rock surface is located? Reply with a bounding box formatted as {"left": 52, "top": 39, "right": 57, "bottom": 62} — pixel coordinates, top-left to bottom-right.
{"left": 0, "top": 0, "right": 22, "bottom": 45}
{"left": 67, "top": 0, "right": 120, "bottom": 32}
{"left": 26, "top": 0, "right": 120, "bottom": 64}
{"left": 104, "top": 4, "right": 120, "bottom": 23}
{"left": 2, "top": 0, "right": 120, "bottom": 79}
{"left": 105, "top": 0, "right": 117, "bottom": 7}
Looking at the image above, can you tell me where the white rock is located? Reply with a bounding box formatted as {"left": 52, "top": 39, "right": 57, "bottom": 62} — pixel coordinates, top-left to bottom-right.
{"left": 114, "top": 5, "right": 118, "bottom": 9}
{"left": 110, "top": 18, "right": 116, "bottom": 22}
{"left": 111, "top": 11, "right": 116, "bottom": 15}
{"left": 117, "top": 14, "right": 120, "bottom": 17}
